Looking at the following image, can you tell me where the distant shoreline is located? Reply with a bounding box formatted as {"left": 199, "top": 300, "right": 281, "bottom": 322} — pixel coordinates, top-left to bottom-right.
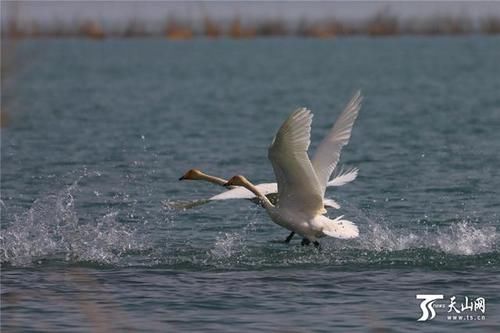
{"left": 3, "top": 13, "right": 500, "bottom": 40}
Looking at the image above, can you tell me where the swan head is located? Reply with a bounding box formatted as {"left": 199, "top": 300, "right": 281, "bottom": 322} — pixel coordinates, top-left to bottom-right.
{"left": 224, "top": 175, "right": 248, "bottom": 187}
{"left": 179, "top": 169, "right": 205, "bottom": 181}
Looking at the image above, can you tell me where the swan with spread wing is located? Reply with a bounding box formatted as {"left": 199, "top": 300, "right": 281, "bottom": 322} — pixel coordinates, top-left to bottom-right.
{"left": 178, "top": 167, "right": 358, "bottom": 209}
{"left": 225, "top": 91, "right": 362, "bottom": 247}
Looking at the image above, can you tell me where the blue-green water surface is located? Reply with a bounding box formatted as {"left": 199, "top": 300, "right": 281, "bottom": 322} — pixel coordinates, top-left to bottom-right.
{"left": 1, "top": 37, "right": 499, "bottom": 332}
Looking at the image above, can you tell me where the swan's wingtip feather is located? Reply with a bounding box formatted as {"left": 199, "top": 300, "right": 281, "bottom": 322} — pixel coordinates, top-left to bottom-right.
{"left": 323, "top": 198, "right": 341, "bottom": 209}
{"left": 326, "top": 166, "right": 359, "bottom": 187}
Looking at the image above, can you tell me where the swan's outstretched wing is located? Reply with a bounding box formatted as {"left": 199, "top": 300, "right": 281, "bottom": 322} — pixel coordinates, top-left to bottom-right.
{"left": 327, "top": 167, "right": 359, "bottom": 187}
{"left": 210, "top": 183, "right": 277, "bottom": 201}
{"left": 312, "top": 91, "right": 362, "bottom": 195}
{"left": 268, "top": 108, "right": 324, "bottom": 213}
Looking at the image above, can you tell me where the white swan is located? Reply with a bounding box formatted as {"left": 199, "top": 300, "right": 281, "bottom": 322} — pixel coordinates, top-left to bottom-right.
{"left": 178, "top": 167, "right": 358, "bottom": 209}
{"left": 224, "top": 91, "right": 362, "bottom": 246}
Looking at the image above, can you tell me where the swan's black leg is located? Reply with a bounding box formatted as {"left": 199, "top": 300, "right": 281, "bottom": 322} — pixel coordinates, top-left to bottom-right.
{"left": 301, "top": 238, "right": 311, "bottom": 246}
{"left": 313, "top": 241, "right": 321, "bottom": 249}
{"left": 285, "top": 232, "right": 295, "bottom": 243}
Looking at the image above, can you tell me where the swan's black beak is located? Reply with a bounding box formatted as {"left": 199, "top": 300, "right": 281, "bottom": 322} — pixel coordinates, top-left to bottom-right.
{"left": 179, "top": 176, "right": 186, "bottom": 181}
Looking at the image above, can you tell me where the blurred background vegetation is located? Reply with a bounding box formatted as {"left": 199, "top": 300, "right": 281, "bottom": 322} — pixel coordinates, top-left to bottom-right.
{"left": 2, "top": 1, "right": 500, "bottom": 40}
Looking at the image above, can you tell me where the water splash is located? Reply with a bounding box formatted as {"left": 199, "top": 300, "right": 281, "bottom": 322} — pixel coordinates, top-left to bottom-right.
{"left": 0, "top": 177, "right": 147, "bottom": 267}
{"left": 210, "top": 232, "right": 243, "bottom": 259}
{"left": 359, "top": 219, "right": 497, "bottom": 255}
{"left": 2, "top": 177, "right": 497, "bottom": 269}
{"left": 197, "top": 212, "right": 498, "bottom": 269}
{"left": 434, "top": 221, "right": 497, "bottom": 255}
{"left": 207, "top": 210, "right": 259, "bottom": 263}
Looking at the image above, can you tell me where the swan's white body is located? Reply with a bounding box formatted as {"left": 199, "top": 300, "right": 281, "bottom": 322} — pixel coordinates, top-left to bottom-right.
{"left": 265, "top": 206, "right": 356, "bottom": 240}
{"left": 227, "top": 91, "right": 363, "bottom": 241}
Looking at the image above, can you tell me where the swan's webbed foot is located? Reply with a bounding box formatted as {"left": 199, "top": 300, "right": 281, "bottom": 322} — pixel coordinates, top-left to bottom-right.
{"left": 301, "top": 238, "right": 321, "bottom": 250}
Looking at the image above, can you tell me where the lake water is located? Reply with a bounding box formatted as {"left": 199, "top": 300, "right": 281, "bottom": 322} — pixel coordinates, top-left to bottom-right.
{"left": 1, "top": 37, "right": 499, "bottom": 332}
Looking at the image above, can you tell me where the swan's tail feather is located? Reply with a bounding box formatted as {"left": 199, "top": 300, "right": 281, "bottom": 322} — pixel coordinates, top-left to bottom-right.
{"left": 322, "top": 215, "right": 359, "bottom": 239}
{"left": 327, "top": 167, "right": 359, "bottom": 187}
{"left": 163, "top": 199, "right": 211, "bottom": 210}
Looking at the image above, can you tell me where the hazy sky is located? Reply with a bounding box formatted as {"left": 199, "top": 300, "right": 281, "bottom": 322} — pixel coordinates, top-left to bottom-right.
{"left": 4, "top": 1, "right": 500, "bottom": 23}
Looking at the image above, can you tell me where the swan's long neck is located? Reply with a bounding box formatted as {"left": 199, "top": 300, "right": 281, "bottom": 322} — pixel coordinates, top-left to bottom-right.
{"left": 241, "top": 178, "right": 274, "bottom": 211}
{"left": 199, "top": 173, "right": 228, "bottom": 187}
